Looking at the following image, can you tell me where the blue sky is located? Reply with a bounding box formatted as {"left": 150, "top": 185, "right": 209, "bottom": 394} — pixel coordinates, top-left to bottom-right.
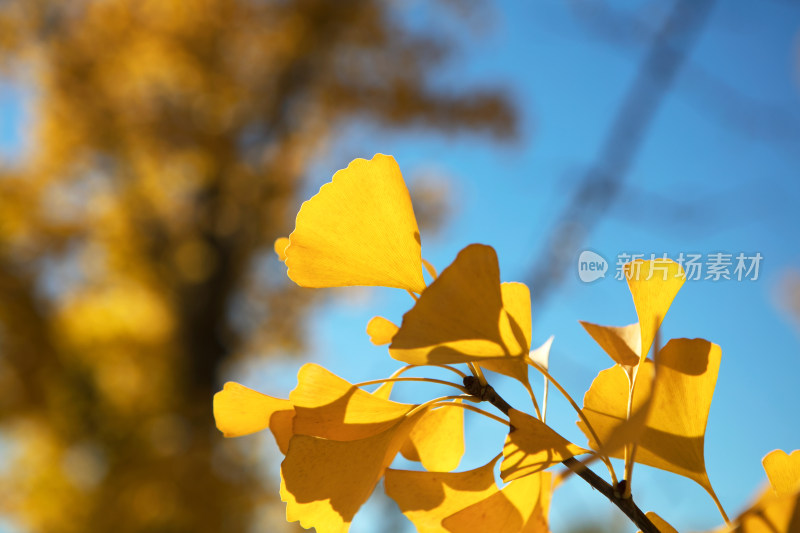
{"left": 2, "top": 1, "right": 800, "bottom": 532}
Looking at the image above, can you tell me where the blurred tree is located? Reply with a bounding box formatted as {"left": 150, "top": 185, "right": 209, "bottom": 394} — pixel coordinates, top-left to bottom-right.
{"left": 0, "top": 1, "right": 514, "bottom": 531}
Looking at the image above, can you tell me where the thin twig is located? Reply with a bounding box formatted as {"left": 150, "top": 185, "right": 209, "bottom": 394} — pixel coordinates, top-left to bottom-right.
{"left": 462, "top": 376, "right": 659, "bottom": 533}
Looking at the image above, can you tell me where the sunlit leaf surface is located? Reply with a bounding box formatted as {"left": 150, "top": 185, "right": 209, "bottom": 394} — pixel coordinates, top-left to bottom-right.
{"left": 284, "top": 154, "right": 425, "bottom": 292}
{"left": 763, "top": 449, "right": 800, "bottom": 496}
{"left": 502, "top": 409, "right": 586, "bottom": 482}
{"left": 281, "top": 412, "right": 425, "bottom": 533}
{"left": 580, "top": 338, "right": 722, "bottom": 497}
{"left": 390, "top": 244, "right": 527, "bottom": 365}
{"left": 385, "top": 457, "right": 552, "bottom": 533}
{"left": 401, "top": 401, "right": 465, "bottom": 472}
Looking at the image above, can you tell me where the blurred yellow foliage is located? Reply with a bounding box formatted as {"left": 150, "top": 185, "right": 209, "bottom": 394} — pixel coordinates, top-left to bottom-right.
{"left": 0, "top": 1, "right": 514, "bottom": 531}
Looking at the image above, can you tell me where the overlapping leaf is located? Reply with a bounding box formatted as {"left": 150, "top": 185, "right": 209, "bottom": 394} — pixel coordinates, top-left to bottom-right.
{"left": 763, "top": 449, "right": 800, "bottom": 496}
{"left": 401, "top": 402, "right": 465, "bottom": 472}
{"left": 284, "top": 154, "right": 426, "bottom": 292}
{"left": 212, "top": 382, "right": 294, "bottom": 453}
{"left": 282, "top": 411, "right": 426, "bottom": 533}
{"left": 502, "top": 409, "right": 587, "bottom": 482}
{"left": 625, "top": 259, "right": 685, "bottom": 365}
{"left": 389, "top": 244, "right": 529, "bottom": 365}
{"left": 579, "top": 338, "right": 722, "bottom": 497}
{"left": 385, "top": 456, "right": 552, "bottom": 533}
{"left": 289, "top": 363, "right": 414, "bottom": 440}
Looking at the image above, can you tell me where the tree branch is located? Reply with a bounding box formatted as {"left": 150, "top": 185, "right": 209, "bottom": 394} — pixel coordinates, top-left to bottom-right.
{"left": 463, "top": 376, "right": 659, "bottom": 533}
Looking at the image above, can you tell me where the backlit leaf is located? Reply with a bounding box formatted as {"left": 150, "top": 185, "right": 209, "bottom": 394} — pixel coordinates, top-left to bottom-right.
{"left": 642, "top": 512, "right": 678, "bottom": 533}
{"left": 579, "top": 321, "right": 640, "bottom": 368}
{"left": 400, "top": 401, "right": 465, "bottom": 472}
{"left": 481, "top": 282, "right": 533, "bottom": 385}
{"left": 763, "top": 449, "right": 800, "bottom": 496}
{"left": 367, "top": 316, "right": 399, "bottom": 346}
{"left": 502, "top": 409, "right": 587, "bottom": 482}
{"left": 212, "top": 382, "right": 294, "bottom": 453}
{"left": 390, "top": 244, "right": 526, "bottom": 365}
{"left": 624, "top": 259, "right": 685, "bottom": 364}
{"left": 281, "top": 412, "right": 425, "bottom": 533}
{"left": 385, "top": 457, "right": 552, "bottom": 533}
{"left": 284, "top": 154, "right": 425, "bottom": 292}
{"left": 290, "top": 363, "right": 414, "bottom": 441}
{"left": 274, "top": 237, "right": 290, "bottom": 262}
{"left": 579, "top": 338, "right": 722, "bottom": 498}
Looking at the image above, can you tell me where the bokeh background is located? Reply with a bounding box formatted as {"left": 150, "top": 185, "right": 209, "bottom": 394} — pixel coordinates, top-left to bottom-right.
{"left": 1, "top": 1, "right": 799, "bottom": 532}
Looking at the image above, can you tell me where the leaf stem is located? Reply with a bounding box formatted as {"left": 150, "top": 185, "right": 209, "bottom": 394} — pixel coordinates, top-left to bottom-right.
{"left": 462, "top": 375, "right": 659, "bottom": 533}
{"left": 355, "top": 377, "right": 468, "bottom": 394}
{"left": 527, "top": 360, "right": 618, "bottom": 485}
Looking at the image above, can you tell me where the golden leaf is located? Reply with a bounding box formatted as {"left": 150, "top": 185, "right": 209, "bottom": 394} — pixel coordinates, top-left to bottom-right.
{"left": 481, "top": 282, "right": 534, "bottom": 386}
{"left": 281, "top": 412, "right": 425, "bottom": 533}
{"left": 502, "top": 409, "right": 587, "bottom": 482}
{"left": 390, "top": 244, "right": 527, "bottom": 365}
{"left": 212, "top": 382, "right": 294, "bottom": 452}
{"left": 641, "top": 512, "right": 678, "bottom": 533}
{"left": 580, "top": 338, "right": 722, "bottom": 499}
{"left": 579, "top": 321, "right": 641, "bottom": 368}
{"left": 400, "top": 401, "right": 465, "bottom": 472}
{"left": 624, "top": 259, "right": 685, "bottom": 364}
{"left": 284, "top": 154, "right": 425, "bottom": 292}
{"left": 385, "top": 457, "right": 552, "bottom": 533}
{"left": 366, "top": 316, "right": 399, "bottom": 346}
{"left": 763, "top": 449, "right": 800, "bottom": 496}
{"left": 289, "top": 363, "right": 414, "bottom": 441}
{"left": 274, "top": 236, "right": 290, "bottom": 262}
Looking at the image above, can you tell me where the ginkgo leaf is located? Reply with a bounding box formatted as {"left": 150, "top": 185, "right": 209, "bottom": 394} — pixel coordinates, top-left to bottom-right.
{"left": 400, "top": 401, "right": 464, "bottom": 472}
{"left": 442, "top": 471, "right": 552, "bottom": 533}
{"left": 390, "top": 244, "right": 526, "bottom": 365}
{"left": 763, "top": 449, "right": 800, "bottom": 496}
{"left": 385, "top": 458, "right": 500, "bottom": 533}
{"left": 527, "top": 336, "right": 553, "bottom": 422}
{"left": 642, "top": 512, "right": 678, "bottom": 533}
{"left": 367, "top": 316, "right": 399, "bottom": 346}
{"left": 212, "top": 382, "right": 294, "bottom": 452}
{"left": 284, "top": 154, "right": 426, "bottom": 292}
{"left": 624, "top": 259, "right": 685, "bottom": 364}
{"left": 481, "top": 282, "right": 533, "bottom": 385}
{"left": 579, "top": 321, "right": 640, "bottom": 368}
{"left": 281, "top": 411, "right": 425, "bottom": 533}
{"left": 274, "top": 237, "right": 290, "bottom": 262}
{"left": 579, "top": 338, "right": 722, "bottom": 498}
{"left": 385, "top": 457, "right": 552, "bottom": 533}
{"left": 289, "top": 363, "right": 414, "bottom": 441}
{"left": 715, "top": 485, "right": 800, "bottom": 533}
{"left": 501, "top": 408, "right": 587, "bottom": 482}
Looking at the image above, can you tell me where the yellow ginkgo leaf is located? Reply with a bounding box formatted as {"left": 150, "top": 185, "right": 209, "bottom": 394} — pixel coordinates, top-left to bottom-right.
{"left": 442, "top": 470, "right": 552, "bottom": 533}
{"left": 481, "top": 282, "right": 533, "bottom": 385}
{"left": 289, "top": 363, "right": 414, "bottom": 441}
{"left": 624, "top": 259, "right": 685, "bottom": 364}
{"left": 580, "top": 338, "right": 722, "bottom": 498}
{"left": 284, "top": 154, "right": 425, "bottom": 292}
{"left": 212, "top": 382, "right": 294, "bottom": 452}
{"left": 763, "top": 449, "right": 800, "bottom": 496}
{"left": 400, "top": 401, "right": 464, "bottom": 472}
{"left": 579, "top": 321, "right": 641, "bottom": 368}
{"left": 501, "top": 408, "right": 587, "bottom": 482}
{"left": 281, "top": 412, "right": 424, "bottom": 533}
{"left": 642, "top": 512, "right": 678, "bottom": 533}
{"left": 367, "top": 316, "right": 399, "bottom": 346}
{"left": 385, "top": 458, "right": 500, "bottom": 533}
{"left": 385, "top": 457, "right": 552, "bottom": 533}
{"left": 274, "top": 236, "right": 290, "bottom": 262}
{"left": 714, "top": 484, "right": 800, "bottom": 533}
{"left": 390, "top": 244, "right": 525, "bottom": 365}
